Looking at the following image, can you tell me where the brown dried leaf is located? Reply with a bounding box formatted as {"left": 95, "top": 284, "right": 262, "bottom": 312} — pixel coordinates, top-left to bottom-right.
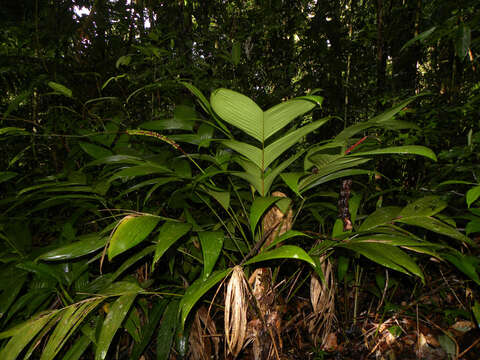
{"left": 225, "top": 266, "right": 248, "bottom": 357}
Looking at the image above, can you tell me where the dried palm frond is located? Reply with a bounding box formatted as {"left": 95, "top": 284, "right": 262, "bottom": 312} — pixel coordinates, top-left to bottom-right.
{"left": 188, "top": 306, "right": 220, "bottom": 360}
{"left": 308, "top": 256, "right": 336, "bottom": 349}
{"left": 225, "top": 266, "right": 248, "bottom": 357}
{"left": 262, "top": 191, "right": 293, "bottom": 249}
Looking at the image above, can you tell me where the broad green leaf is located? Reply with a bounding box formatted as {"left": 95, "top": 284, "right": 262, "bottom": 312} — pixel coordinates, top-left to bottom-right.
{"left": 198, "top": 231, "right": 224, "bottom": 280}
{"left": 48, "top": 81, "right": 72, "bottom": 98}
{"left": 179, "top": 269, "right": 232, "bottom": 328}
{"left": 200, "top": 187, "right": 230, "bottom": 210}
{"left": 263, "top": 149, "right": 307, "bottom": 195}
{"left": 466, "top": 186, "right": 480, "bottom": 208}
{"left": 304, "top": 156, "right": 371, "bottom": 186}
{"left": 249, "top": 196, "right": 282, "bottom": 234}
{"left": 101, "top": 281, "right": 144, "bottom": 296}
{"left": 37, "top": 234, "right": 107, "bottom": 261}
{"left": 400, "top": 26, "right": 436, "bottom": 52}
{"left": 211, "top": 89, "right": 263, "bottom": 142}
{"left": 244, "top": 245, "right": 316, "bottom": 267}
{"left": 335, "top": 95, "right": 424, "bottom": 142}
{"left": 0, "top": 127, "right": 29, "bottom": 136}
{"left": 157, "top": 300, "right": 179, "bottom": 360}
{"left": 95, "top": 294, "right": 137, "bottom": 360}
{"left": 263, "top": 117, "right": 330, "bottom": 169}
{"left": 396, "top": 216, "right": 472, "bottom": 245}
{"left": 359, "top": 206, "right": 402, "bottom": 231}
{"left": 466, "top": 220, "right": 480, "bottom": 235}
{"left": 79, "top": 142, "right": 113, "bottom": 160}
{"left": 0, "top": 312, "right": 57, "bottom": 360}
{"left": 265, "top": 230, "right": 310, "bottom": 250}
{"left": 299, "top": 169, "right": 372, "bottom": 193}
{"left": 352, "top": 145, "right": 437, "bottom": 161}
{"left": 341, "top": 242, "right": 424, "bottom": 281}
{"left": 221, "top": 140, "right": 263, "bottom": 169}
{"left": 280, "top": 172, "right": 305, "bottom": 196}
{"left": 399, "top": 196, "right": 447, "bottom": 217}
{"left": 443, "top": 252, "right": 480, "bottom": 285}
{"left": 108, "top": 215, "right": 160, "bottom": 260}
{"left": 263, "top": 99, "right": 317, "bottom": 140}
{"left": 153, "top": 221, "right": 192, "bottom": 267}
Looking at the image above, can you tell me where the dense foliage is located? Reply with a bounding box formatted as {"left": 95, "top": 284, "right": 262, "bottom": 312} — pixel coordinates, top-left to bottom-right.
{"left": 1, "top": 1, "right": 479, "bottom": 359}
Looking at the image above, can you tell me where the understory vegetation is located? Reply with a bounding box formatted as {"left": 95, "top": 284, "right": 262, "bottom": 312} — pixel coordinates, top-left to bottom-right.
{"left": 1, "top": 1, "right": 479, "bottom": 359}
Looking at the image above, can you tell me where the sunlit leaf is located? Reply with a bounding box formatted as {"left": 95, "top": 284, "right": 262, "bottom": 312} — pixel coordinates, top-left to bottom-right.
{"left": 108, "top": 215, "right": 160, "bottom": 260}
{"left": 48, "top": 81, "right": 72, "bottom": 98}
{"left": 399, "top": 196, "right": 447, "bottom": 217}
{"left": 244, "top": 245, "right": 316, "bottom": 267}
{"left": 466, "top": 186, "right": 480, "bottom": 208}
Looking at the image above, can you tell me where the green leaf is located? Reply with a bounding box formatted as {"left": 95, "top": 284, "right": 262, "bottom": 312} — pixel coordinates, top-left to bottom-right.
{"left": 179, "top": 269, "right": 232, "bottom": 329}
{"left": 108, "top": 215, "right": 160, "bottom": 260}
{"left": 399, "top": 196, "right": 447, "bottom": 217}
{"left": 396, "top": 216, "right": 471, "bottom": 245}
{"left": 153, "top": 221, "right": 192, "bottom": 267}
{"left": 244, "top": 245, "right": 316, "bottom": 267}
{"left": 467, "top": 186, "right": 480, "bottom": 208}
{"left": 41, "top": 299, "right": 102, "bottom": 360}
{"left": 157, "top": 300, "right": 179, "bottom": 360}
{"left": 335, "top": 95, "right": 425, "bottom": 142}
{"left": 222, "top": 140, "right": 263, "bottom": 169}
{"left": 280, "top": 172, "right": 305, "bottom": 196}
{"left": 198, "top": 231, "right": 224, "bottom": 280}
{"left": 109, "top": 165, "right": 171, "bottom": 182}
{"left": 211, "top": 89, "right": 263, "bottom": 142}
{"left": 79, "top": 142, "right": 113, "bottom": 160}
{"left": 455, "top": 24, "right": 471, "bottom": 60}
{"left": 249, "top": 196, "right": 282, "bottom": 234}
{"left": 62, "top": 334, "right": 91, "bottom": 360}
{"left": 264, "top": 230, "right": 311, "bottom": 250}
{"left": 95, "top": 294, "right": 137, "bottom": 360}
{"left": 359, "top": 207, "right": 402, "bottom": 231}
{"left": 443, "top": 253, "right": 480, "bottom": 285}
{"left": 466, "top": 220, "right": 480, "bottom": 235}
{"left": 341, "top": 242, "right": 424, "bottom": 281}
{"left": 263, "top": 99, "right": 318, "bottom": 140}
{"left": 48, "top": 81, "right": 73, "bottom": 98}
{"left": 263, "top": 117, "right": 330, "bottom": 169}
{"left": 400, "top": 26, "right": 436, "bottom": 52}
{"left": 37, "top": 234, "right": 107, "bottom": 261}
{"left": 0, "top": 312, "right": 57, "bottom": 360}
{"left": 0, "top": 171, "right": 17, "bottom": 184}
{"left": 299, "top": 169, "right": 372, "bottom": 193}
{"left": 352, "top": 145, "right": 437, "bottom": 162}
